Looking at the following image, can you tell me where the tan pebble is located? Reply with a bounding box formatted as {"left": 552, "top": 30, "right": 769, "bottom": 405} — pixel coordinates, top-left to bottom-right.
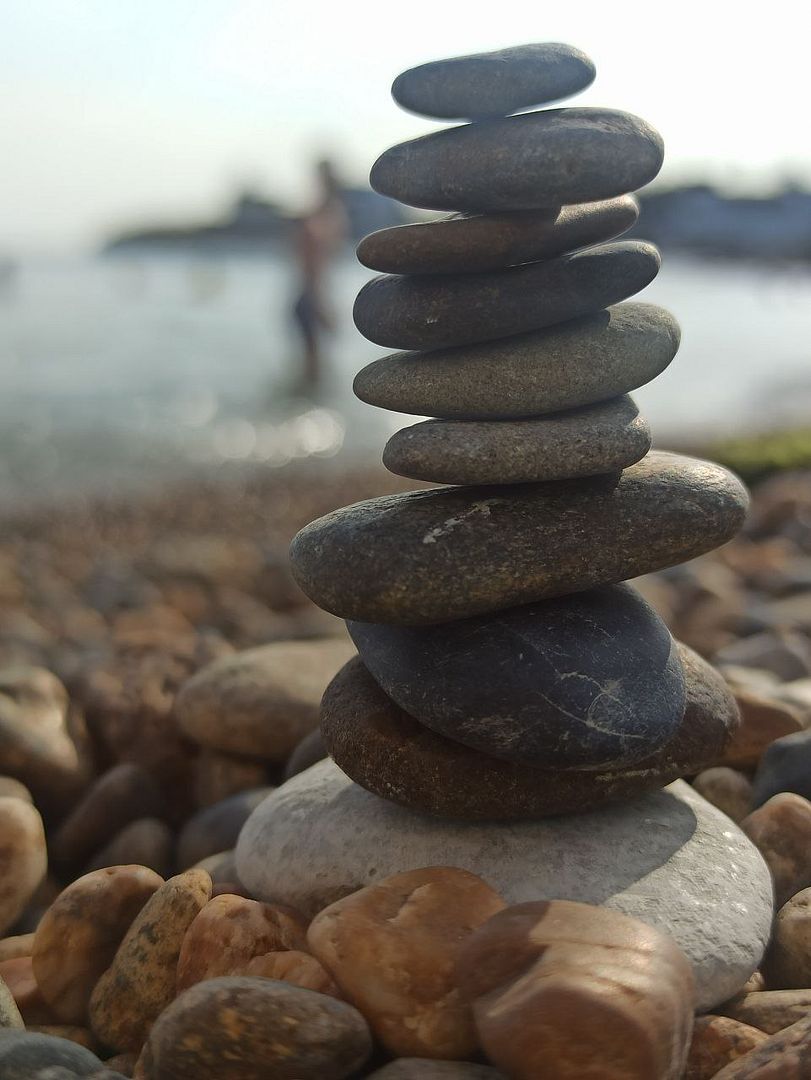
{"left": 0, "top": 972, "right": 24, "bottom": 1028}
{"left": 456, "top": 898, "right": 695, "bottom": 1080}
{"left": 684, "top": 1015, "right": 767, "bottom": 1079}
{"left": 765, "top": 887, "right": 811, "bottom": 988}
{"left": 139, "top": 975, "right": 371, "bottom": 1079}
{"left": 0, "top": 954, "right": 57, "bottom": 1023}
{"left": 0, "top": 777, "right": 33, "bottom": 802}
{"left": 720, "top": 990, "right": 811, "bottom": 1034}
{"left": 0, "top": 796, "right": 47, "bottom": 935}
{"left": 308, "top": 866, "right": 505, "bottom": 1059}
{"left": 711, "top": 1014, "right": 811, "bottom": 1077}
{"left": 28, "top": 1024, "right": 98, "bottom": 1050}
{"left": 86, "top": 819, "right": 174, "bottom": 878}
{"left": 89, "top": 869, "right": 212, "bottom": 1052}
{"left": 193, "top": 749, "right": 268, "bottom": 808}
{"left": 741, "top": 794, "right": 811, "bottom": 906}
{"left": 0, "top": 933, "right": 35, "bottom": 961}
{"left": 176, "top": 893, "right": 307, "bottom": 991}
{"left": 243, "top": 950, "right": 339, "bottom": 996}
{"left": 32, "top": 865, "right": 164, "bottom": 1024}
{"left": 693, "top": 767, "right": 753, "bottom": 822}
{"left": 722, "top": 689, "right": 805, "bottom": 769}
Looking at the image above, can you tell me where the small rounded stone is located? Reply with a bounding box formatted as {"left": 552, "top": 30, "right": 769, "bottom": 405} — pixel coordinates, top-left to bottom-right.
{"left": 370, "top": 108, "right": 664, "bottom": 212}
{"left": 357, "top": 197, "right": 638, "bottom": 275}
{"left": 0, "top": 1031, "right": 107, "bottom": 1076}
{"left": 192, "top": 750, "right": 268, "bottom": 808}
{"left": 693, "top": 768, "right": 753, "bottom": 824}
{"left": 0, "top": 797, "right": 47, "bottom": 936}
{"left": 307, "top": 867, "right": 505, "bottom": 1058}
{"left": 720, "top": 688, "right": 805, "bottom": 770}
{"left": 684, "top": 1016, "right": 767, "bottom": 1080}
{"left": 139, "top": 976, "right": 372, "bottom": 1080}
{"left": 354, "top": 303, "right": 680, "bottom": 420}
{"left": 382, "top": 397, "right": 651, "bottom": 486}
{"left": 752, "top": 729, "right": 811, "bottom": 807}
{"left": 764, "top": 888, "right": 811, "bottom": 989}
{"left": 741, "top": 794, "right": 811, "bottom": 907}
{"left": 32, "top": 866, "right": 163, "bottom": 1025}
{"left": 354, "top": 241, "right": 660, "bottom": 350}
{"left": 176, "top": 788, "right": 273, "bottom": 870}
{"left": 290, "top": 452, "right": 749, "bottom": 625}
{"left": 391, "top": 43, "right": 596, "bottom": 120}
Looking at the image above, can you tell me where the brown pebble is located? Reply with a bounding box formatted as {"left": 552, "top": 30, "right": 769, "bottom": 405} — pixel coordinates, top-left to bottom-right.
{"left": 456, "top": 899, "right": 695, "bottom": 1080}
{"left": 308, "top": 866, "right": 505, "bottom": 1058}
{"left": 741, "top": 794, "right": 811, "bottom": 906}
{"left": 32, "top": 865, "right": 163, "bottom": 1024}
{"left": 693, "top": 767, "right": 753, "bottom": 822}
{"left": 0, "top": 954, "right": 57, "bottom": 1023}
{"left": 89, "top": 869, "right": 212, "bottom": 1052}
{"left": 685, "top": 1015, "right": 768, "bottom": 1079}
{"left": 765, "top": 887, "right": 811, "bottom": 988}
{"left": 0, "top": 796, "right": 47, "bottom": 935}
{"left": 192, "top": 749, "right": 268, "bottom": 808}
{"left": 176, "top": 893, "right": 308, "bottom": 992}
{"left": 720, "top": 990, "right": 811, "bottom": 1033}
{"left": 711, "top": 1014, "right": 811, "bottom": 1077}
{"left": 722, "top": 689, "right": 805, "bottom": 770}
{"left": 86, "top": 819, "right": 174, "bottom": 878}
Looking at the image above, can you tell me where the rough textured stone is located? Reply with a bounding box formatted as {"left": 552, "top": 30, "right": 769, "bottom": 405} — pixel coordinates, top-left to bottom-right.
{"left": 752, "top": 730, "right": 811, "bottom": 808}
{"left": 85, "top": 820, "right": 174, "bottom": 878}
{"left": 456, "top": 900, "right": 694, "bottom": 1080}
{"left": 763, "top": 888, "right": 811, "bottom": 989}
{"left": 720, "top": 689, "right": 805, "bottom": 770}
{"left": 308, "top": 868, "right": 505, "bottom": 1058}
{"left": 720, "top": 990, "right": 811, "bottom": 1034}
{"left": 32, "top": 866, "right": 163, "bottom": 1025}
{"left": 349, "top": 583, "right": 684, "bottom": 770}
{"left": 176, "top": 788, "right": 273, "bottom": 870}
{"left": 357, "top": 197, "right": 638, "bottom": 275}
{"left": 236, "top": 766, "right": 772, "bottom": 1011}
{"left": 741, "top": 794, "right": 811, "bottom": 907}
{"left": 382, "top": 396, "right": 651, "bottom": 486}
{"left": 0, "top": 974, "right": 24, "bottom": 1029}
{"left": 176, "top": 894, "right": 308, "bottom": 992}
{"left": 0, "top": 1031, "right": 107, "bottom": 1077}
{"left": 370, "top": 108, "right": 664, "bottom": 211}
{"left": 321, "top": 647, "right": 736, "bottom": 820}
{"left": 354, "top": 303, "right": 680, "bottom": 420}
{"left": 685, "top": 1016, "right": 767, "bottom": 1080}
{"left": 391, "top": 43, "right": 596, "bottom": 120}
{"left": 284, "top": 728, "right": 327, "bottom": 781}
{"left": 89, "top": 870, "right": 212, "bottom": 1052}
{"left": 693, "top": 768, "right": 753, "bottom": 823}
{"left": 367, "top": 1064, "right": 503, "bottom": 1080}
{"left": 711, "top": 1015, "right": 811, "bottom": 1077}
{"left": 138, "top": 976, "right": 372, "bottom": 1080}
{"left": 290, "top": 452, "right": 749, "bottom": 625}
{"left": 0, "top": 797, "right": 47, "bottom": 935}
{"left": 354, "top": 242, "right": 660, "bottom": 350}
{"left": 175, "top": 639, "right": 355, "bottom": 761}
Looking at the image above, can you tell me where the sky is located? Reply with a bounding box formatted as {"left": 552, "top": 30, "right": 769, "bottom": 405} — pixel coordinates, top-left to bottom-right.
{"left": 2, "top": 0, "right": 809, "bottom": 253}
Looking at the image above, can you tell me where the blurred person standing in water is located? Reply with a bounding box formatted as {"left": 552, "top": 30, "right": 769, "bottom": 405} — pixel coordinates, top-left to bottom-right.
{"left": 290, "top": 159, "right": 349, "bottom": 395}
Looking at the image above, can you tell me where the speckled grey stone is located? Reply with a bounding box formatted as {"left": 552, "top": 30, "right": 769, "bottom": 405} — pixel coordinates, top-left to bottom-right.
{"left": 348, "top": 583, "right": 684, "bottom": 769}
{"left": 356, "top": 196, "right": 638, "bottom": 275}
{"left": 391, "top": 43, "right": 596, "bottom": 120}
{"left": 370, "top": 108, "right": 664, "bottom": 212}
{"left": 235, "top": 765, "right": 773, "bottom": 1012}
{"left": 354, "top": 303, "right": 680, "bottom": 420}
{"left": 354, "top": 241, "right": 660, "bottom": 350}
{"left": 319, "top": 645, "right": 738, "bottom": 820}
{"left": 289, "top": 451, "right": 749, "bottom": 625}
{"left": 382, "top": 396, "right": 650, "bottom": 486}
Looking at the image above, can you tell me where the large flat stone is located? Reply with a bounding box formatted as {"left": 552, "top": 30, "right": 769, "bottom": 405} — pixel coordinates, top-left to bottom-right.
{"left": 356, "top": 197, "right": 638, "bottom": 275}
{"left": 370, "top": 108, "right": 664, "bottom": 212}
{"left": 354, "top": 241, "right": 660, "bottom": 350}
{"left": 391, "top": 43, "right": 596, "bottom": 120}
{"left": 353, "top": 303, "right": 680, "bottom": 420}
{"left": 235, "top": 763, "right": 772, "bottom": 1011}
{"left": 289, "top": 452, "right": 749, "bottom": 625}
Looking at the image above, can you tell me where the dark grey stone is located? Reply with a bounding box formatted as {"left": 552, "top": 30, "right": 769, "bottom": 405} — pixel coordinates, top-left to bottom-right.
{"left": 353, "top": 303, "right": 680, "bottom": 420}
{"left": 382, "top": 396, "right": 651, "bottom": 486}
{"left": 289, "top": 451, "right": 749, "bottom": 625}
{"left": 0, "top": 1031, "right": 106, "bottom": 1077}
{"left": 370, "top": 108, "right": 664, "bottom": 212}
{"left": 392, "top": 42, "right": 595, "bottom": 120}
{"left": 752, "top": 729, "right": 811, "bottom": 807}
{"left": 176, "top": 788, "right": 273, "bottom": 870}
{"left": 354, "top": 241, "right": 660, "bottom": 350}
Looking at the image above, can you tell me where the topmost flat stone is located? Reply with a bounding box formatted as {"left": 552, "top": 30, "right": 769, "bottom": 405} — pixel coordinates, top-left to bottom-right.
{"left": 370, "top": 108, "right": 664, "bottom": 212}
{"left": 391, "top": 43, "right": 596, "bottom": 120}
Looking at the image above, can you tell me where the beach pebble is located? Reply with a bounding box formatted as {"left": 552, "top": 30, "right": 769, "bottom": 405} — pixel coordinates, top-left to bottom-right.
{"left": 176, "top": 788, "right": 272, "bottom": 870}
{"left": 176, "top": 894, "right": 308, "bottom": 991}
{"left": 354, "top": 303, "right": 679, "bottom": 420}
{"left": 741, "top": 794, "right": 811, "bottom": 906}
{"left": 684, "top": 1016, "right": 767, "bottom": 1080}
{"left": 0, "top": 796, "right": 47, "bottom": 935}
{"left": 138, "top": 976, "right": 372, "bottom": 1080}
{"left": 32, "top": 866, "right": 163, "bottom": 1024}
{"left": 382, "top": 397, "right": 651, "bottom": 486}
{"left": 175, "top": 639, "right": 354, "bottom": 760}
{"left": 290, "top": 452, "right": 749, "bottom": 625}
{"left": 720, "top": 990, "right": 811, "bottom": 1034}
{"left": 283, "top": 728, "right": 327, "bottom": 781}
{"left": 241, "top": 950, "right": 338, "bottom": 996}
{"left": 308, "top": 867, "right": 505, "bottom": 1058}
{"left": 86, "top": 820, "right": 173, "bottom": 878}
{"left": 764, "top": 888, "right": 811, "bottom": 989}
{"left": 711, "top": 1015, "right": 811, "bottom": 1077}
{"left": 0, "top": 778, "right": 33, "bottom": 802}
{"left": 752, "top": 729, "right": 811, "bottom": 807}
{"left": 0, "top": 1031, "right": 108, "bottom": 1077}
{"left": 693, "top": 768, "right": 753, "bottom": 823}
{"left": 370, "top": 108, "right": 663, "bottom": 211}
{"left": 721, "top": 688, "right": 805, "bottom": 770}
{"left": 354, "top": 242, "right": 660, "bottom": 350}
{"left": 715, "top": 631, "right": 811, "bottom": 682}
{"left": 89, "top": 870, "right": 212, "bottom": 1052}
{"left": 456, "top": 899, "right": 694, "bottom": 1080}
{"left": 192, "top": 750, "right": 268, "bottom": 808}
{"left": 0, "top": 954, "right": 54, "bottom": 1023}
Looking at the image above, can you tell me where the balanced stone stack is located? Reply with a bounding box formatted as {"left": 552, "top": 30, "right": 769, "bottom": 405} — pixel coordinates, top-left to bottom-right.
{"left": 237, "top": 43, "right": 774, "bottom": 1011}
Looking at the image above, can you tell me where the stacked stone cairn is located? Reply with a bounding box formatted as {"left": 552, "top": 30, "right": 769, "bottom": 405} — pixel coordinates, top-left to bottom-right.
{"left": 238, "top": 43, "right": 773, "bottom": 1014}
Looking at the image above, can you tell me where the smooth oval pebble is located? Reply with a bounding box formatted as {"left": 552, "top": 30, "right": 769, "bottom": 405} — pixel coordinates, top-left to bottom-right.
{"left": 354, "top": 302, "right": 680, "bottom": 420}
{"left": 354, "top": 241, "right": 660, "bottom": 350}
{"left": 139, "top": 976, "right": 372, "bottom": 1080}
{"left": 382, "top": 396, "right": 651, "bottom": 486}
{"left": 0, "top": 1031, "right": 107, "bottom": 1076}
{"left": 357, "top": 197, "right": 638, "bottom": 275}
{"left": 0, "top": 797, "right": 47, "bottom": 936}
{"left": 290, "top": 451, "right": 749, "bottom": 625}
{"left": 391, "top": 43, "right": 596, "bottom": 120}
{"left": 370, "top": 108, "right": 664, "bottom": 211}
{"left": 349, "top": 582, "right": 685, "bottom": 770}
{"left": 321, "top": 645, "right": 737, "bottom": 820}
